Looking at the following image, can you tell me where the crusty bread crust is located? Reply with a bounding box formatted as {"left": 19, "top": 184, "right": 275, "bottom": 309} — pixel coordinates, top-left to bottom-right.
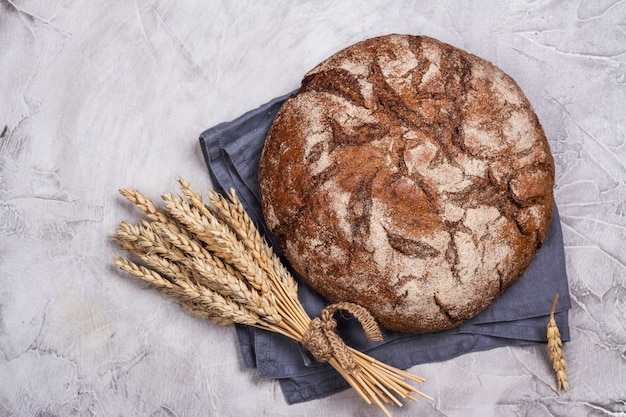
{"left": 258, "top": 34, "right": 554, "bottom": 333}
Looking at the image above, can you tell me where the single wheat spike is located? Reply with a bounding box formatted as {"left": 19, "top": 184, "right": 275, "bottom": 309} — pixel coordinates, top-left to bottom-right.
{"left": 547, "top": 293, "right": 570, "bottom": 391}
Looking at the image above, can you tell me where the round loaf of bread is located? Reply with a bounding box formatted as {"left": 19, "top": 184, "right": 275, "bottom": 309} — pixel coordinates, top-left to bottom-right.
{"left": 258, "top": 34, "right": 555, "bottom": 333}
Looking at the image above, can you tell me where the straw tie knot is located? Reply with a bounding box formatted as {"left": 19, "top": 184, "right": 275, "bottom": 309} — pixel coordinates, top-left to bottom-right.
{"left": 300, "top": 302, "right": 384, "bottom": 374}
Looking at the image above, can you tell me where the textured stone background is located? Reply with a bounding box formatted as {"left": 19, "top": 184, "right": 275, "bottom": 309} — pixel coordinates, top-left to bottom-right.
{"left": 1, "top": 1, "right": 625, "bottom": 416}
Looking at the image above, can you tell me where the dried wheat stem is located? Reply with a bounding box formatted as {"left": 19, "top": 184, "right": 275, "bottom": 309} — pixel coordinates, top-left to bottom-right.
{"left": 356, "top": 372, "right": 393, "bottom": 417}
{"left": 327, "top": 357, "right": 372, "bottom": 405}
{"left": 547, "top": 293, "right": 570, "bottom": 392}
{"left": 357, "top": 360, "right": 424, "bottom": 408}
{"left": 359, "top": 366, "right": 398, "bottom": 406}
{"left": 254, "top": 257, "right": 310, "bottom": 336}
{"left": 358, "top": 360, "right": 410, "bottom": 402}
{"left": 375, "top": 380, "right": 404, "bottom": 407}
{"left": 352, "top": 349, "right": 427, "bottom": 384}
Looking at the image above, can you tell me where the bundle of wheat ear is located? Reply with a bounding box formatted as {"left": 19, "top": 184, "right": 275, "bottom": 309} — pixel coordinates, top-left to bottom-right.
{"left": 111, "top": 178, "right": 432, "bottom": 416}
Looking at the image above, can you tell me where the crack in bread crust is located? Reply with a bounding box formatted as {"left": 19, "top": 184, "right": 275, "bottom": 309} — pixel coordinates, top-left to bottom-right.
{"left": 258, "top": 34, "right": 555, "bottom": 333}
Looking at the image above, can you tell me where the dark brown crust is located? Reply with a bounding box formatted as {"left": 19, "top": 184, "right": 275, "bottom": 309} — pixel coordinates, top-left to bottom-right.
{"left": 258, "top": 34, "right": 555, "bottom": 333}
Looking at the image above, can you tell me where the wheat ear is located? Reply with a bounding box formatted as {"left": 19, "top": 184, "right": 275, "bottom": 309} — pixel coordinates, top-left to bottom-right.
{"left": 547, "top": 293, "right": 570, "bottom": 391}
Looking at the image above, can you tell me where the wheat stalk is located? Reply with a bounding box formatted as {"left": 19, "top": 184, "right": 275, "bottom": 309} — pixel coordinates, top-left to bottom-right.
{"left": 112, "top": 179, "right": 431, "bottom": 416}
{"left": 547, "top": 293, "right": 570, "bottom": 392}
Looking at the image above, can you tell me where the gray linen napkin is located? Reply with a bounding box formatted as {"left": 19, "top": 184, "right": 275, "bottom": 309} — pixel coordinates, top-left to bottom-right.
{"left": 199, "top": 92, "right": 571, "bottom": 404}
